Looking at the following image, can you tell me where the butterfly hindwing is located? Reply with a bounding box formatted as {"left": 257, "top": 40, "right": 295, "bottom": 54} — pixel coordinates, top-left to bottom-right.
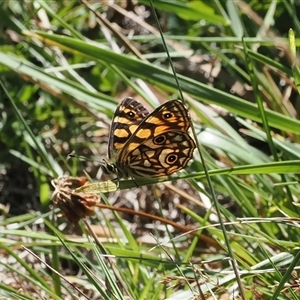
{"left": 119, "top": 130, "right": 196, "bottom": 178}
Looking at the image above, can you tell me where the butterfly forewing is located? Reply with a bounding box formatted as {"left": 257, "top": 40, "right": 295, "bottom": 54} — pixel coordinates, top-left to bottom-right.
{"left": 108, "top": 97, "right": 149, "bottom": 159}
{"left": 144, "top": 100, "right": 192, "bottom": 132}
{"left": 118, "top": 100, "right": 192, "bottom": 157}
{"left": 114, "top": 100, "right": 196, "bottom": 178}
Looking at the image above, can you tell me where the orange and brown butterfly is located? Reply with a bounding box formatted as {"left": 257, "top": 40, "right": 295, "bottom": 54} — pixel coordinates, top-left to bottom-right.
{"left": 101, "top": 97, "right": 196, "bottom": 179}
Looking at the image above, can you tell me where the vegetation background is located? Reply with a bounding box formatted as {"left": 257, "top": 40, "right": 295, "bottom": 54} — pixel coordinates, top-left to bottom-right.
{"left": 1, "top": 1, "right": 300, "bottom": 299}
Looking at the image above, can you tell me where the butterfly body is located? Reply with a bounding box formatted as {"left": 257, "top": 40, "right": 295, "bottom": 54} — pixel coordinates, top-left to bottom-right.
{"left": 102, "top": 98, "right": 195, "bottom": 179}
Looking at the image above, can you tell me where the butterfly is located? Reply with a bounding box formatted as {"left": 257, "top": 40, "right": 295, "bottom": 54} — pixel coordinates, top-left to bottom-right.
{"left": 101, "top": 97, "right": 196, "bottom": 179}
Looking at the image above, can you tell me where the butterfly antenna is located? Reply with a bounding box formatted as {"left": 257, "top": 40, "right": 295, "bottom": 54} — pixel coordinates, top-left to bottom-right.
{"left": 68, "top": 152, "right": 101, "bottom": 163}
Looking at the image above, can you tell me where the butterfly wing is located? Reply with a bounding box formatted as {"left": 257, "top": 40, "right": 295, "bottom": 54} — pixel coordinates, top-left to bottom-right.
{"left": 117, "top": 100, "right": 196, "bottom": 178}
{"left": 108, "top": 97, "right": 150, "bottom": 159}
{"left": 121, "top": 131, "right": 196, "bottom": 178}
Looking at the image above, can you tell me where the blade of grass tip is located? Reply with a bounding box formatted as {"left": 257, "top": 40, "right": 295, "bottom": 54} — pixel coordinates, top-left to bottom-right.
{"left": 288, "top": 29, "right": 300, "bottom": 94}
{"left": 243, "top": 38, "right": 297, "bottom": 214}
{"left": 149, "top": 2, "right": 245, "bottom": 298}
{"left": 9, "top": 150, "right": 54, "bottom": 176}
{"left": 226, "top": 0, "right": 244, "bottom": 38}
{"left": 257, "top": 0, "right": 277, "bottom": 38}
